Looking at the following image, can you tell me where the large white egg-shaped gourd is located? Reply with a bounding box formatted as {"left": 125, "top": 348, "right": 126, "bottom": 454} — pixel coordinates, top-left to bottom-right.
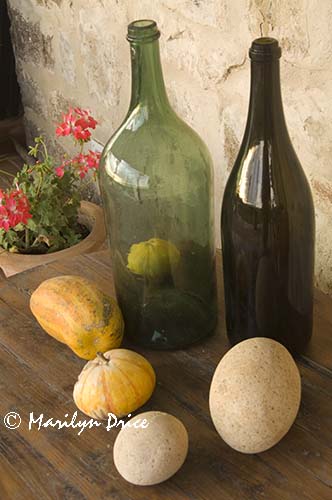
{"left": 209, "top": 337, "right": 301, "bottom": 453}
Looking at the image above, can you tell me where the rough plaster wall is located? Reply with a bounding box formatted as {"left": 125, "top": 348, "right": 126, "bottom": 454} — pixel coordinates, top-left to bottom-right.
{"left": 6, "top": 0, "right": 332, "bottom": 294}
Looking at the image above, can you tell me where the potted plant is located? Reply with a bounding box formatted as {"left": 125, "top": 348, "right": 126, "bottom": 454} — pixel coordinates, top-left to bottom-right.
{"left": 0, "top": 108, "right": 106, "bottom": 277}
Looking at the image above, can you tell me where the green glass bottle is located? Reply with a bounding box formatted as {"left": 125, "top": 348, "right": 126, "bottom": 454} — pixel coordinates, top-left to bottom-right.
{"left": 221, "top": 38, "right": 315, "bottom": 354}
{"left": 99, "top": 20, "right": 217, "bottom": 349}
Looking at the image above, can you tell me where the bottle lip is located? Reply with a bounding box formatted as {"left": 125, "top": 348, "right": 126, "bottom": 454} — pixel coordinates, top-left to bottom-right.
{"left": 127, "top": 19, "right": 161, "bottom": 43}
{"left": 249, "top": 37, "right": 281, "bottom": 61}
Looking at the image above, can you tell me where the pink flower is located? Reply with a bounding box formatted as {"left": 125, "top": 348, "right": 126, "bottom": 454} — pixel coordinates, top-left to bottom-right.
{"left": 77, "top": 116, "right": 97, "bottom": 130}
{"left": 55, "top": 166, "right": 65, "bottom": 178}
{"left": 73, "top": 107, "right": 86, "bottom": 116}
{"left": 0, "top": 206, "right": 10, "bottom": 231}
{"left": 56, "top": 122, "right": 71, "bottom": 137}
{"left": 0, "top": 189, "right": 32, "bottom": 231}
{"left": 86, "top": 150, "right": 101, "bottom": 169}
{"left": 54, "top": 108, "right": 100, "bottom": 179}
{"left": 56, "top": 150, "right": 100, "bottom": 179}
{"left": 74, "top": 108, "right": 97, "bottom": 129}
{"left": 78, "top": 165, "right": 89, "bottom": 179}
{"left": 72, "top": 126, "right": 91, "bottom": 142}
{"left": 55, "top": 108, "right": 98, "bottom": 143}
{"left": 72, "top": 153, "right": 89, "bottom": 179}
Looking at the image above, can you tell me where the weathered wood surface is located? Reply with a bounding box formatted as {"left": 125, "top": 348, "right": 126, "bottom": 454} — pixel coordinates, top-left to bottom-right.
{"left": 0, "top": 250, "right": 331, "bottom": 500}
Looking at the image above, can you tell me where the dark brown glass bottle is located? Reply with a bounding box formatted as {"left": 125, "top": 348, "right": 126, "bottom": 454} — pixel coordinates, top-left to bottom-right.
{"left": 221, "top": 38, "right": 315, "bottom": 354}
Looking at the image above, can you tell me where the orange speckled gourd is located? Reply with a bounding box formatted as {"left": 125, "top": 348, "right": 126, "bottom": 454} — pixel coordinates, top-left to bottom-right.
{"left": 73, "top": 349, "right": 156, "bottom": 418}
{"left": 30, "top": 275, "right": 124, "bottom": 360}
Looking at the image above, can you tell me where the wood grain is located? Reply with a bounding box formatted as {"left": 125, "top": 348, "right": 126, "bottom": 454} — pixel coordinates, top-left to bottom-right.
{"left": 0, "top": 250, "right": 331, "bottom": 499}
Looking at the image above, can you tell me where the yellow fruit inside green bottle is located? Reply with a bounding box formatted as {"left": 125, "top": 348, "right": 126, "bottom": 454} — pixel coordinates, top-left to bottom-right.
{"left": 127, "top": 238, "right": 180, "bottom": 281}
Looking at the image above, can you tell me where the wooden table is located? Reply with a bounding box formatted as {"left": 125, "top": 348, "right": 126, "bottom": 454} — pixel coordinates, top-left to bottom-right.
{"left": 0, "top": 251, "right": 332, "bottom": 500}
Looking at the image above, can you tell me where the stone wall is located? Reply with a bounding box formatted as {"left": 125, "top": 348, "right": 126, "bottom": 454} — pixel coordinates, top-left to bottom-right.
{"left": 6, "top": 0, "right": 332, "bottom": 294}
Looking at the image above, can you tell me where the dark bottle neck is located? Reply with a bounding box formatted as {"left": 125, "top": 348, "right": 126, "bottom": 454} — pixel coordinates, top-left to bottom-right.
{"left": 128, "top": 38, "right": 170, "bottom": 113}
{"left": 246, "top": 57, "right": 288, "bottom": 141}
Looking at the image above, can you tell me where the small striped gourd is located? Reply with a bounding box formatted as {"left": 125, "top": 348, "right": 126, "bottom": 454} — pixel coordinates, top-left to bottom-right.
{"left": 73, "top": 349, "right": 156, "bottom": 418}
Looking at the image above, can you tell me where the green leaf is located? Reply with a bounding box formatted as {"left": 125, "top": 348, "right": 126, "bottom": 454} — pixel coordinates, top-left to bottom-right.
{"left": 26, "top": 218, "right": 37, "bottom": 231}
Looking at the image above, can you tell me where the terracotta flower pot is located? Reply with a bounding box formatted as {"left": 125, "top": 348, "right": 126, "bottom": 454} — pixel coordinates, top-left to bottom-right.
{"left": 0, "top": 201, "right": 106, "bottom": 278}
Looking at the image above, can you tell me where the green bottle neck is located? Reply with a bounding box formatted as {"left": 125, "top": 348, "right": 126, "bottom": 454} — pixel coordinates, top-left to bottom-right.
{"left": 128, "top": 39, "right": 170, "bottom": 114}
{"left": 246, "top": 59, "right": 288, "bottom": 141}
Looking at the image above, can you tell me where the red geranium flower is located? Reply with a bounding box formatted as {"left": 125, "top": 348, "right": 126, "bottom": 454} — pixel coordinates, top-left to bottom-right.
{"left": 86, "top": 150, "right": 101, "bottom": 169}
{"left": 56, "top": 108, "right": 98, "bottom": 143}
{"left": 72, "top": 126, "right": 91, "bottom": 142}
{"left": 55, "top": 150, "right": 101, "bottom": 179}
{"left": 55, "top": 166, "right": 65, "bottom": 178}
{"left": 0, "top": 188, "right": 32, "bottom": 231}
